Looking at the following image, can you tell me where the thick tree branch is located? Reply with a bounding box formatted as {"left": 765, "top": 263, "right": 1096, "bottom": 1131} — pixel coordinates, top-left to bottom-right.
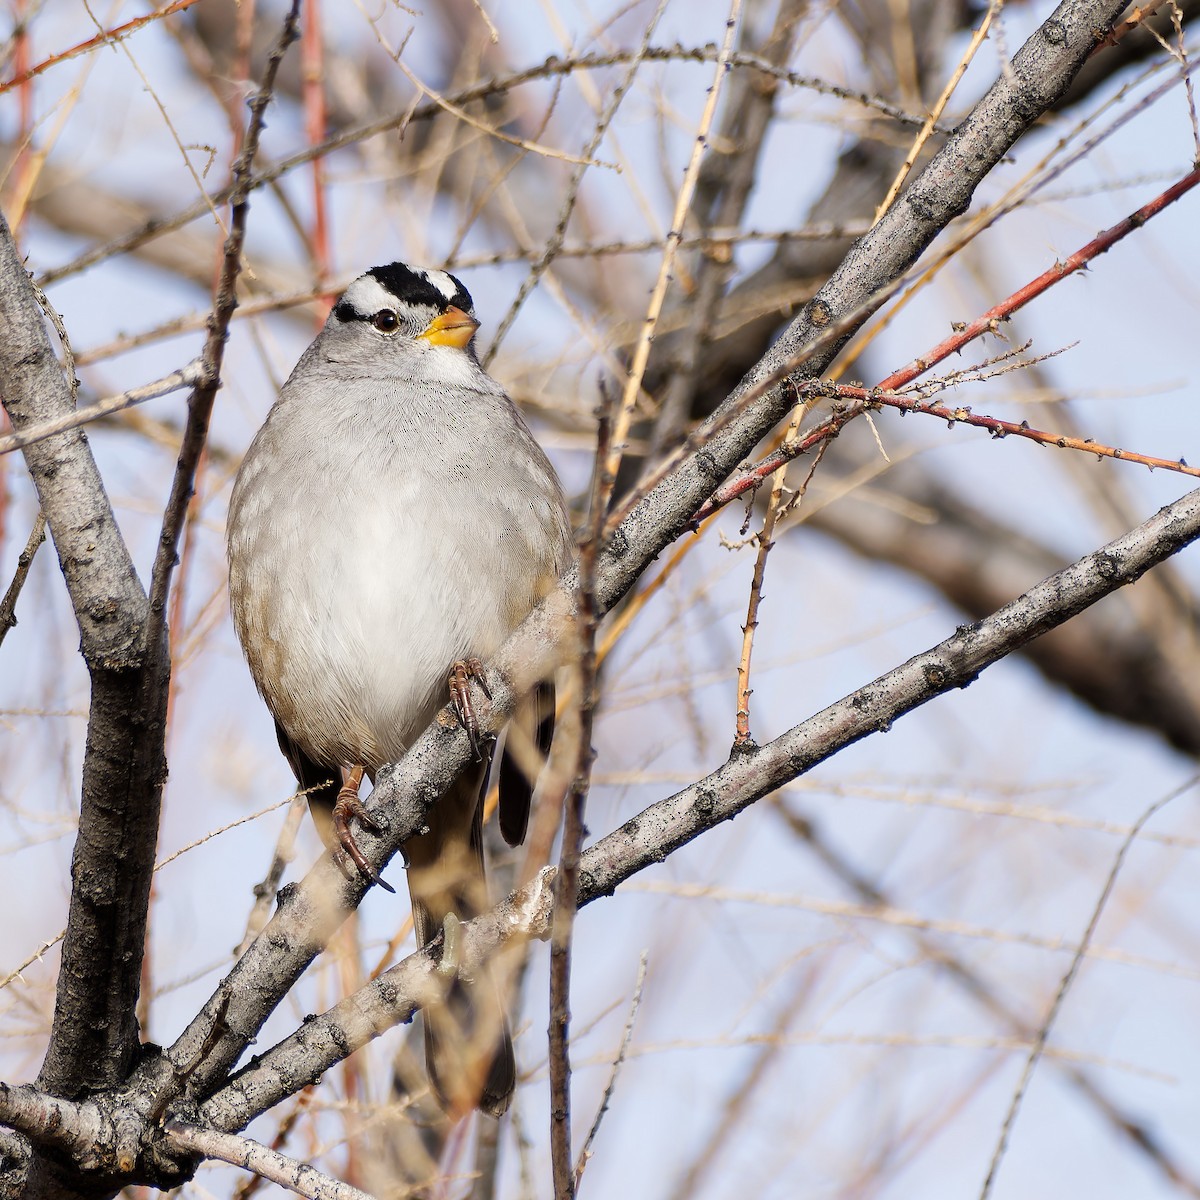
{"left": 198, "top": 483, "right": 1200, "bottom": 1133}
{"left": 0, "top": 211, "right": 168, "bottom": 1133}
{"left": 0, "top": 214, "right": 147, "bottom": 666}
{"left": 0, "top": 10, "right": 299, "bottom": 1199}
{"left": 131, "top": 0, "right": 1134, "bottom": 1124}
{"left": 808, "top": 453, "right": 1200, "bottom": 756}
{"left": 162, "top": 1119, "right": 373, "bottom": 1200}
{"left": 0, "top": 1085, "right": 105, "bottom": 1170}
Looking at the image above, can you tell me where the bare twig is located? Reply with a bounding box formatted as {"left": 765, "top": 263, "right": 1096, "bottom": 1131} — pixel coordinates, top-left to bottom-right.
{"left": 0, "top": 928, "right": 64, "bottom": 995}
{"left": 979, "top": 774, "right": 1200, "bottom": 1198}
{"left": 696, "top": 164, "right": 1200, "bottom": 521}
{"left": 483, "top": 0, "right": 669, "bottom": 365}
{"left": 573, "top": 952, "right": 648, "bottom": 1191}
{"left": 0, "top": 0, "right": 201, "bottom": 96}
{"left": 145, "top": 2, "right": 300, "bottom": 639}
{"left": 301, "top": 0, "right": 332, "bottom": 301}
{"left": 237, "top": 795, "right": 309, "bottom": 958}
{"left": 604, "top": 0, "right": 744, "bottom": 487}
{"left": 882, "top": 166, "right": 1200, "bottom": 394}
{"left": 1094, "top": 0, "right": 1174, "bottom": 50}
{"left": 873, "top": 1, "right": 1002, "bottom": 223}
{"left": 733, "top": 421, "right": 827, "bottom": 745}
{"left": 1165, "top": 1, "right": 1200, "bottom": 158}
{"left": 0, "top": 362, "right": 205, "bottom": 457}
{"left": 163, "top": 1117, "right": 376, "bottom": 1200}
{"left": 0, "top": 510, "right": 45, "bottom": 647}
{"left": 550, "top": 386, "right": 616, "bottom": 1200}
{"left": 197, "top": 484, "right": 1200, "bottom": 1135}
{"left": 647, "top": 0, "right": 808, "bottom": 465}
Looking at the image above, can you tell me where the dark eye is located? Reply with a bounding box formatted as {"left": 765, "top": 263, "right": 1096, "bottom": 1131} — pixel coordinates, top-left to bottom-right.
{"left": 372, "top": 310, "right": 399, "bottom": 333}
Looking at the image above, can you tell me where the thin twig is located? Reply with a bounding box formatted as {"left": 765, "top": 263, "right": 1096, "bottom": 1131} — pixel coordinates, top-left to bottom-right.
{"left": 483, "top": 0, "right": 670, "bottom": 366}
{"left": 1094, "top": 0, "right": 1174, "bottom": 50}
{"left": 695, "top": 164, "right": 1200, "bottom": 521}
{"left": 0, "top": 510, "right": 45, "bottom": 647}
{"left": 549, "top": 385, "right": 616, "bottom": 1200}
{"left": 847, "top": 381, "right": 1200, "bottom": 474}
{"left": 700, "top": 370, "right": 1200, "bottom": 530}
{"left": 647, "top": 0, "right": 809, "bottom": 464}
{"left": 0, "top": 362, "right": 204, "bottom": 457}
{"left": 874, "top": 1, "right": 1002, "bottom": 224}
{"left": 28, "top": 277, "right": 79, "bottom": 400}
{"left": 144, "top": 2, "right": 299, "bottom": 651}
{"left": 881, "top": 165, "right": 1200, "bottom": 393}
{"left": 733, "top": 419, "right": 827, "bottom": 745}
{"left": 0, "top": 0, "right": 201, "bottom": 95}
{"left": 0, "top": 926, "right": 65, "bottom": 993}
{"left": 979, "top": 774, "right": 1200, "bottom": 1199}
{"left": 237, "top": 795, "right": 310, "bottom": 958}
{"left": 603, "top": 1, "right": 744, "bottom": 488}
{"left": 301, "top": 0, "right": 332, "bottom": 304}
{"left": 573, "top": 951, "right": 648, "bottom": 1190}
{"left": 1168, "top": 2, "right": 1200, "bottom": 159}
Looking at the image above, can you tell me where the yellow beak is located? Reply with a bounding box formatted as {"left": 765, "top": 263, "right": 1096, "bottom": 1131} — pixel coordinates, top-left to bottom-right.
{"left": 418, "top": 306, "right": 480, "bottom": 349}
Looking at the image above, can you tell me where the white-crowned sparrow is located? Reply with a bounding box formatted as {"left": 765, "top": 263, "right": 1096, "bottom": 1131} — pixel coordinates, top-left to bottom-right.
{"left": 227, "top": 262, "right": 572, "bottom": 1117}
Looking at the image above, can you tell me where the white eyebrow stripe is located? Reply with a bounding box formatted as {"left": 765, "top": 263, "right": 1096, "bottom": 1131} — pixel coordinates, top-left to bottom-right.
{"left": 340, "top": 275, "right": 401, "bottom": 315}
{"left": 419, "top": 269, "right": 459, "bottom": 302}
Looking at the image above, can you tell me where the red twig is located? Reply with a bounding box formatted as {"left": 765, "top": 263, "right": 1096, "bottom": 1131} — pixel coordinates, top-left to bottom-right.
{"left": 0, "top": 0, "right": 202, "bottom": 96}
{"left": 695, "top": 166, "right": 1200, "bottom": 522}
{"left": 846, "top": 383, "right": 1200, "bottom": 473}
{"left": 880, "top": 165, "right": 1200, "bottom": 394}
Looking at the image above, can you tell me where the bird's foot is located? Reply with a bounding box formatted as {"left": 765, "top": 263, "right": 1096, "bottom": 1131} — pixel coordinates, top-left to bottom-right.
{"left": 333, "top": 764, "right": 395, "bottom": 893}
{"left": 448, "top": 657, "right": 491, "bottom": 759}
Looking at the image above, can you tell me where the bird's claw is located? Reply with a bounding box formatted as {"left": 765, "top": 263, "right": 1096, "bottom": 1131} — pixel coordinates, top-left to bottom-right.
{"left": 333, "top": 765, "right": 395, "bottom": 893}
{"left": 448, "top": 657, "right": 491, "bottom": 759}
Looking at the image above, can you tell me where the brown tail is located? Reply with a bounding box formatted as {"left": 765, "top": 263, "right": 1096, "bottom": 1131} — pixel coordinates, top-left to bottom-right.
{"left": 405, "top": 768, "right": 515, "bottom": 1118}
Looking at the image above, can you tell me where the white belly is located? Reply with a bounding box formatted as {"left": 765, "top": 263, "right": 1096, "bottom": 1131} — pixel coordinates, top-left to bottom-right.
{"left": 227, "top": 396, "right": 568, "bottom": 771}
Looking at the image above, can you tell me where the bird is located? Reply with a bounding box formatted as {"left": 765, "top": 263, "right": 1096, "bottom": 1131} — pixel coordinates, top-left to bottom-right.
{"left": 226, "top": 261, "right": 572, "bottom": 1118}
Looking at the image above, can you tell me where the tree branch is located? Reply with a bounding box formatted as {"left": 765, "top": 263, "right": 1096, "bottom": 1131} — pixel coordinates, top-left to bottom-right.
{"left": 162, "top": 1119, "right": 375, "bottom": 1200}
{"left": 0, "top": 217, "right": 169, "bottom": 1137}
{"left": 0, "top": 213, "right": 146, "bottom": 667}
{"left": 197, "top": 484, "right": 1200, "bottom": 1133}
{"left": 134, "top": 0, "right": 1134, "bottom": 1125}
{"left": 0, "top": 10, "right": 299, "bottom": 1198}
